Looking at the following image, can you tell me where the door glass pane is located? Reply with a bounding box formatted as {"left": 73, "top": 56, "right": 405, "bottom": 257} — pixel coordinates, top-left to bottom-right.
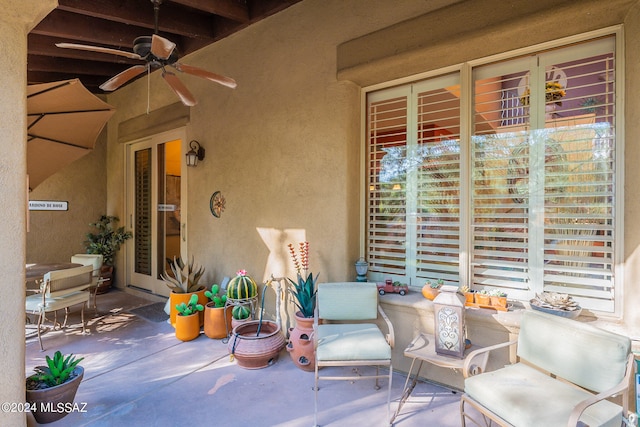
{"left": 158, "top": 140, "right": 182, "bottom": 279}
{"left": 134, "top": 148, "right": 152, "bottom": 275}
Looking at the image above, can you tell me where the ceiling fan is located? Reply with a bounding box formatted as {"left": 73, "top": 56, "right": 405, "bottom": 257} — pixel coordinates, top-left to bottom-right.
{"left": 56, "top": 0, "right": 236, "bottom": 106}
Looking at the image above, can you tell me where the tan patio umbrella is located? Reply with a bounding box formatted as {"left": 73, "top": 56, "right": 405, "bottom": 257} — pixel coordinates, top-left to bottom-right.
{"left": 27, "top": 79, "right": 115, "bottom": 190}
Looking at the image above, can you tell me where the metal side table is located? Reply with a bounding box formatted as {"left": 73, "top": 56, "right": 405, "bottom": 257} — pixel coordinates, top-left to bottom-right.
{"left": 390, "top": 332, "right": 490, "bottom": 425}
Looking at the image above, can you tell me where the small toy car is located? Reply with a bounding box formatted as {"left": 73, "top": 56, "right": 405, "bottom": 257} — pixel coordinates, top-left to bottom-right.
{"left": 377, "top": 280, "right": 409, "bottom": 296}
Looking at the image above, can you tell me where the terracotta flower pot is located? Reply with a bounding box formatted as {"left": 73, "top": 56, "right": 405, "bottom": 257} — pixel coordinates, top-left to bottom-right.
{"left": 175, "top": 312, "right": 201, "bottom": 341}
{"left": 228, "top": 320, "right": 286, "bottom": 369}
{"left": 287, "top": 311, "right": 315, "bottom": 371}
{"left": 464, "top": 292, "right": 475, "bottom": 304}
{"left": 475, "top": 293, "right": 490, "bottom": 305}
{"left": 203, "top": 303, "right": 232, "bottom": 339}
{"left": 422, "top": 285, "right": 440, "bottom": 301}
{"left": 490, "top": 296, "right": 507, "bottom": 309}
{"left": 169, "top": 287, "right": 206, "bottom": 328}
{"left": 26, "top": 366, "right": 84, "bottom": 424}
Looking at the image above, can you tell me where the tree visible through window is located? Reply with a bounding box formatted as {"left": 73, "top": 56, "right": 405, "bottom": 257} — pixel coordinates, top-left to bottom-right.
{"left": 366, "top": 35, "right": 617, "bottom": 312}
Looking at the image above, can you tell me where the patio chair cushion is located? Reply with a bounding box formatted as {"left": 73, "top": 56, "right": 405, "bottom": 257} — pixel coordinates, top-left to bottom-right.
{"left": 464, "top": 362, "right": 623, "bottom": 427}
{"left": 317, "top": 323, "right": 391, "bottom": 361}
{"left": 26, "top": 290, "right": 90, "bottom": 312}
{"left": 317, "top": 282, "right": 378, "bottom": 320}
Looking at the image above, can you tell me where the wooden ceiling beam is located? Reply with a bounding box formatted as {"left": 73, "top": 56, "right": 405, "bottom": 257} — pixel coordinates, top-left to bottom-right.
{"left": 27, "top": 54, "right": 128, "bottom": 78}
{"left": 56, "top": 0, "right": 218, "bottom": 40}
{"left": 170, "top": 0, "right": 249, "bottom": 23}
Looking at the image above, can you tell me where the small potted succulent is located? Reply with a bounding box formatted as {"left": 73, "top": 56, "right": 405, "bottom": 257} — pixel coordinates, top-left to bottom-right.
{"left": 26, "top": 351, "right": 84, "bottom": 424}
{"left": 488, "top": 288, "right": 507, "bottom": 308}
{"left": 175, "top": 294, "right": 204, "bottom": 341}
{"left": 459, "top": 284, "right": 475, "bottom": 304}
{"left": 475, "top": 289, "right": 490, "bottom": 306}
{"left": 203, "top": 284, "right": 232, "bottom": 339}
{"left": 421, "top": 278, "right": 443, "bottom": 301}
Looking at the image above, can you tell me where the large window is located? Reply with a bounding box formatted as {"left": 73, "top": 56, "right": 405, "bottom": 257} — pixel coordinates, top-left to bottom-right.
{"left": 366, "top": 34, "right": 619, "bottom": 312}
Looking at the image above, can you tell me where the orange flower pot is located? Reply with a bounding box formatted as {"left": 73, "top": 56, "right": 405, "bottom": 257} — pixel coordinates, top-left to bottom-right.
{"left": 175, "top": 312, "right": 201, "bottom": 342}
{"left": 169, "top": 288, "right": 207, "bottom": 328}
{"left": 204, "top": 303, "right": 232, "bottom": 339}
{"left": 490, "top": 296, "right": 507, "bottom": 309}
{"left": 422, "top": 285, "right": 440, "bottom": 301}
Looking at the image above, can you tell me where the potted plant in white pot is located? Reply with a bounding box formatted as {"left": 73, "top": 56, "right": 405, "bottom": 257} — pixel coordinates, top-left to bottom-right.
{"left": 161, "top": 256, "right": 207, "bottom": 327}
{"left": 286, "top": 241, "right": 318, "bottom": 372}
{"left": 26, "top": 351, "right": 84, "bottom": 424}
{"left": 84, "top": 215, "right": 132, "bottom": 293}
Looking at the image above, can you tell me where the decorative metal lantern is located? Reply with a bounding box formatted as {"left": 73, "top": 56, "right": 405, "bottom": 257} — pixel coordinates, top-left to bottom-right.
{"left": 433, "top": 285, "right": 466, "bottom": 358}
{"left": 355, "top": 257, "right": 368, "bottom": 282}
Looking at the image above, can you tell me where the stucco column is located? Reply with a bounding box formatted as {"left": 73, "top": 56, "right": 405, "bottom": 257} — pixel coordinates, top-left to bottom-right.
{"left": 0, "top": 1, "right": 56, "bottom": 426}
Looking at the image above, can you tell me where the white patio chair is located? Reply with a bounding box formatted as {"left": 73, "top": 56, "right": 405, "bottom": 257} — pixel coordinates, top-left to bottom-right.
{"left": 25, "top": 264, "right": 93, "bottom": 351}
{"left": 314, "top": 282, "right": 394, "bottom": 426}
{"left": 71, "top": 254, "right": 105, "bottom": 311}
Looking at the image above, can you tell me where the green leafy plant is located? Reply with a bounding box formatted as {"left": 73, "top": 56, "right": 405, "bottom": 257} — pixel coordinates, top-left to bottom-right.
{"left": 161, "top": 256, "right": 205, "bottom": 293}
{"left": 287, "top": 242, "right": 318, "bottom": 318}
{"left": 488, "top": 288, "right": 507, "bottom": 297}
{"left": 27, "top": 351, "right": 84, "bottom": 389}
{"left": 204, "top": 284, "right": 227, "bottom": 307}
{"left": 426, "top": 279, "right": 444, "bottom": 289}
{"left": 175, "top": 294, "right": 204, "bottom": 316}
{"left": 84, "top": 215, "right": 132, "bottom": 266}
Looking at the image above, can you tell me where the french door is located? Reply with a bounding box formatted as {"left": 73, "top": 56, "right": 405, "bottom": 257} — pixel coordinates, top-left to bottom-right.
{"left": 125, "top": 128, "right": 187, "bottom": 296}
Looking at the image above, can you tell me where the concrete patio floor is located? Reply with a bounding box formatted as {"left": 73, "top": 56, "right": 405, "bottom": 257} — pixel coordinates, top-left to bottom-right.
{"left": 25, "top": 289, "right": 465, "bottom": 426}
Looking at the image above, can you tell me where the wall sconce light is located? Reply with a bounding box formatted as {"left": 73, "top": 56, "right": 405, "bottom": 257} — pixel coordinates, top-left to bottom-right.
{"left": 433, "top": 285, "right": 466, "bottom": 358}
{"left": 355, "top": 257, "right": 369, "bottom": 282}
{"left": 186, "top": 140, "right": 205, "bottom": 167}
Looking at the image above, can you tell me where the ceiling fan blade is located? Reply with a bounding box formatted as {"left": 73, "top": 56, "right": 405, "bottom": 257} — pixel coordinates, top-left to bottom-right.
{"left": 162, "top": 71, "right": 197, "bottom": 106}
{"left": 100, "top": 65, "right": 148, "bottom": 91}
{"left": 151, "top": 34, "right": 176, "bottom": 60}
{"left": 173, "top": 63, "right": 237, "bottom": 89}
{"left": 56, "top": 42, "right": 142, "bottom": 60}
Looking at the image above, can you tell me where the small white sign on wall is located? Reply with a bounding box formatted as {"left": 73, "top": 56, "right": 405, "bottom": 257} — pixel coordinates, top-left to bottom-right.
{"left": 29, "top": 200, "right": 69, "bottom": 211}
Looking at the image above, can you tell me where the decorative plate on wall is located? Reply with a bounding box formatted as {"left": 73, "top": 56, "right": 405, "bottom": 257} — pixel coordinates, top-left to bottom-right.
{"left": 210, "top": 191, "right": 226, "bottom": 218}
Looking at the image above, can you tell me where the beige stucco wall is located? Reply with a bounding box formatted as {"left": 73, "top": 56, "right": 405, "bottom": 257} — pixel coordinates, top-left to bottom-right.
{"left": 1, "top": 1, "right": 58, "bottom": 425}
{"left": 26, "top": 131, "right": 107, "bottom": 264}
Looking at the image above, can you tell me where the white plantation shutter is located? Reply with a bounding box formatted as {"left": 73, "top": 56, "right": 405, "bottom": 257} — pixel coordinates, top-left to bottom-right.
{"left": 540, "top": 42, "right": 616, "bottom": 311}
{"left": 367, "top": 89, "right": 408, "bottom": 277}
{"left": 414, "top": 77, "right": 461, "bottom": 286}
{"left": 365, "top": 34, "right": 618, "bottom": 312}
{"left": 472, "top": 61, "right": 534, "bottom": 300}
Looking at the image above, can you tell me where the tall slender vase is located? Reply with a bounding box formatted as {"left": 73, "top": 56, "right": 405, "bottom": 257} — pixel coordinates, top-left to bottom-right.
{"left": 286, "top": 311, "right": 315, "bottom": 371}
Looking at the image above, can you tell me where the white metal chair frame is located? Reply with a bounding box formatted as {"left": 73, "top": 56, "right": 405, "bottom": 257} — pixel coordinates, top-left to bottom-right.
{"left": 25, "top": 264, "right": 93, "bottom": 351}
{"left": 71, "top": 254, "right": 106, "bottom": 311}
{"left": 313, "top": 282, "right": 395, "bottom": 427}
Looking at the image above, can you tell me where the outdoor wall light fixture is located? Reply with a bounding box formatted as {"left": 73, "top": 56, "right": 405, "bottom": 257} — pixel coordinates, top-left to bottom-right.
{"left": 186, "top": 140, "right": 205, "bottom": 167}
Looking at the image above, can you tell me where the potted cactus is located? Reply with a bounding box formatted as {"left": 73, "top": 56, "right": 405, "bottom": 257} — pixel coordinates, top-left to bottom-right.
{"left": 226, "top": 270, "right": 258, "bottom": 302}
{"left": 175, "top": 294, "right": 204, "bottom": 341}
{"left": 488, "top": 289, "right": 508, "bottom": 309}
{"left": 26, "top": 351, "right": 84, "bottom": 424}
{"left": 161, "top": 256, "right": 207, "bottom": 327}
{"left": 203, "top": 284, "right": 232, "bottom": 339}
{"left": 421, "top": 279, "right": 443, "bottom": 301}
{"left": 231, "top": 304, "right": 252, "bottom": 329}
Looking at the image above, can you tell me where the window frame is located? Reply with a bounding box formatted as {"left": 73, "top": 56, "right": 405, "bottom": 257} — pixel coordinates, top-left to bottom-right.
{"left": 360, "top": 26, "right": 624, "bottom": 316}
